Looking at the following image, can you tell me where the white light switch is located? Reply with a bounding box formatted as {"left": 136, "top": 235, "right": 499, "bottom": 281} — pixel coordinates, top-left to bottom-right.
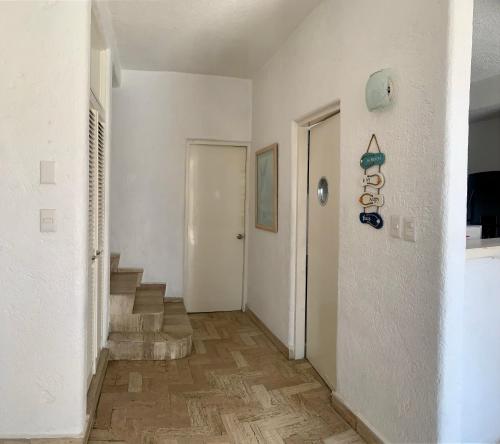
{"left": 40, "top": 209, "right": 56, "bottom": 232}
{"left": 403, "top": 217, "right": 416, "bottom": 242}
{"left": 40, "top": 161, "right": 56, "bottom": 184}
{"left": 390, "top": 215, "right": 402, "bottom": 239}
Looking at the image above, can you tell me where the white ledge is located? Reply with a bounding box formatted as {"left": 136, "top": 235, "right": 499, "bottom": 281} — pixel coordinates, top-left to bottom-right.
{"left": 466, "top": 238, "right": 500, "bottom": 259}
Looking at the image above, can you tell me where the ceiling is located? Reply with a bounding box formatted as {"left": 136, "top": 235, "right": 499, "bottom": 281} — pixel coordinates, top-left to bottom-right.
{"left": 106, "top": 0, "right": 323, "bottom": 78}
{"left": 472, "top": 0, "right": 500, "bottom": 82}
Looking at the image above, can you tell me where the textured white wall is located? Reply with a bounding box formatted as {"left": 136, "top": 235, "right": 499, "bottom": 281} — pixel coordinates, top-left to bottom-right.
{"left": 462, "top": 256, "right": 500, "bottom": 442}
{"left": 0, "top": 0, "right": 90, "bottom": 437}
{"left": 468, "top": 115, "right": 500, "bottom": 173}
{"left": 110, "top": 71, "right": 251, "bottom": 296}
{"left": 248, "top": 0, "right": 472, "bottom": 442}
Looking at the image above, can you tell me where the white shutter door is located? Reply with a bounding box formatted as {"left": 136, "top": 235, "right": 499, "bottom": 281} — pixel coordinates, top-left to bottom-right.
{"left": 96, "top": 118, "right": 105, "bottom": 352}
{"left": 87, "top": 108, "right": 99, "bottom": 383}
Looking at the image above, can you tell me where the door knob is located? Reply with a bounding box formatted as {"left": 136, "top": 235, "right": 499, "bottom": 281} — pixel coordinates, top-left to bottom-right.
{"left": 236, "top": 234, "right": 245, "bottom": 240}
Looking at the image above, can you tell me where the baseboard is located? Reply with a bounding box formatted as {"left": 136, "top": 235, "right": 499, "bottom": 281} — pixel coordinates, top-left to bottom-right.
{"left": 245, "top": 307, "right": 290, "bottom": 359}
{"left": 84, "top": 347, "right": 110, "bottom": 443}
{"left": 331, "top": 392, "right": 384, "bottom": 444}
{"left": 0, "top": 438, "right": 83, "bottom": 443}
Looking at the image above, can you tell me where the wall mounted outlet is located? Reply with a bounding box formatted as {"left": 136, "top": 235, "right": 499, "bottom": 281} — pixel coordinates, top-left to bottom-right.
{"left": 403, "top": 217, "right": 416, "bottom": 242}
{"left": 390, "top": 215, "right": 402, "bottom": 239}
{"left": 40, "top": 161, "right": 56, "bottom": 184}
{"left": 40, "top": 209, "right": 56, "bottom": 232}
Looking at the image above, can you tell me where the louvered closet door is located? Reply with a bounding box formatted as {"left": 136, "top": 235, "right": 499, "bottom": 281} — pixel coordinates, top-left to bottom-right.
{"left": 87, "top": 108, "right": 105, "bottom": 385}
{"left": 96, "top": 119, "right": 105, "bottom": 357}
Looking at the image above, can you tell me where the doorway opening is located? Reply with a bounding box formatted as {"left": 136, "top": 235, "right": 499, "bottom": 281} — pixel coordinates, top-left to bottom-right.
{"left": 290, "top": 103, "right": 340, "bottom": 373}
{"left": 183, "top": 140, "right": 251, "bottom": 313}
{"left": 462, "top": 1, "right": 500, "bottom": 440}
{"left": 304, "top": 112, "right": 340, "bottom": 389}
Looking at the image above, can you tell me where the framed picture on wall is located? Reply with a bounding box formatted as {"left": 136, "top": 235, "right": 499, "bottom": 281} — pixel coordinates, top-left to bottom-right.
{"left": 255, "top": 143, "right": 278, "bottom": 232}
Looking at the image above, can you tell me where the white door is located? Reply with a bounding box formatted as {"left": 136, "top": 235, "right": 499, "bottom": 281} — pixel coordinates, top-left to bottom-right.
{"left": 306, "top": 114, "right": 340, "bottom": 389}
{"left": 185, "top": 144, "right": 246, "bottom": 312}
{"left": 87, "top": 107, "right": 105, "bottom": 386}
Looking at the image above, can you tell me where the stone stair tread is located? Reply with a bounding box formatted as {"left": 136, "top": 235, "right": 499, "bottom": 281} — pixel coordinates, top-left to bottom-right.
{"left": 140, "top": 283, "right": 167, "bottom": 297}
{"left": 137, "top": 284, "right": 163, "bottom": 299}
{"left": 163, "top": 300, "right": 187, "bottom": 315}
{"left": 110, "top": 271, "right": 139, "bottom": 294}
{"left": 133, "top": 292, "right": 164, "bottom": 315}
{"left": 115, "top": 267, "right": 144, "bottom": 273}
{"left": 108, "top": 330, "right": 190, "bottom": 342}
{"left": 107, "top": 300, "right": 193, "bottom": 360}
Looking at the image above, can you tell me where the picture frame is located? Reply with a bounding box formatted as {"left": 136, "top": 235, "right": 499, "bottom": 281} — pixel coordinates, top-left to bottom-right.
{"left": 255, "top": 143, "right": 278, "bottom": 232}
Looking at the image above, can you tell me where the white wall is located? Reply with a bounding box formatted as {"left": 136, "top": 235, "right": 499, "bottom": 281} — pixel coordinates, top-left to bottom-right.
{"left": 469, "top": 74, "right": 500, "bottom": 120}
{"left": 248, "top": 0, "right": 472, "bottom": 442}
{"left": 110, "top": 71, "right": 251, "bottom": 296}
{"left": 0, "top": 0, "right": 90, "bottom": 438}
{"left": 468, "top": 114, "right": 500, "bottom": 173}
{"left": 462, "top": 256, "right": 500, "bottom": 442}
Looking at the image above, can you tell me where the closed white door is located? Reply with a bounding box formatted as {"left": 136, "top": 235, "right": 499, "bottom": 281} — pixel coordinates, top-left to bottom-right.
{"left": 185, "top": 144, "right": 246, "bottom": 312}
{"left": 306, "top": 114, "right": 340, "bottom": 389}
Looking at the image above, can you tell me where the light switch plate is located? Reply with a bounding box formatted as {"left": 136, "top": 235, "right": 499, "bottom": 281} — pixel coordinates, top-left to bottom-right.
{"left": 403, "top": 217, "right": 416, "bottom": 242}
{"left": 40, "top": 209, "right": 56, "bottom": 232}
{"left": 40, "top": 161, "right": 56, "bottom": 184}
{"left": 390, "top": 215, "right": 402, "bottom": 239}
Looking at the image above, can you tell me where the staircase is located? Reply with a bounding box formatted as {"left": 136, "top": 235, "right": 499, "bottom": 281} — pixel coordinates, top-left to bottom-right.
{"left": 107, "top": 253, "right": 193, "bottom": 360}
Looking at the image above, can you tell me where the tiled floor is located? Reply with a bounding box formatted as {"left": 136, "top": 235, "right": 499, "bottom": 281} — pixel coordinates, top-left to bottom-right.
{"left": 90, "top": 311, "right": 363, "bottom": 443}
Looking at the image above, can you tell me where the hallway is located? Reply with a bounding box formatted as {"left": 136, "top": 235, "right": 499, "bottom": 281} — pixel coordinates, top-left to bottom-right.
{"left": 89, "top": 312, "right": 362, "bottom": 443}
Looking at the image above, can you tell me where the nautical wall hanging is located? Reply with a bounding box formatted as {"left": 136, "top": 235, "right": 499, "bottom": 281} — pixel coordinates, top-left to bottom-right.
{"left": 359, "top": 134, "right": 385, "bottom": 229}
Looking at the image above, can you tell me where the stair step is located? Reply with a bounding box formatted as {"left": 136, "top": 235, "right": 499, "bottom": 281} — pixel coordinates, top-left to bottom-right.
{"left": 133, "top": 288, "right": 164, "bottom": 314}
{"left": 110, "top": 253, "right": 120, "bottom": 272}
{"left": 115, "top": 267, "right": 144, "bottom": 287}
{"left": 110, "top": 285, "right": 165, "bottom": 333}
{"left": 162, "top": 299, "right": 193, "bottom": 339}
{"left": 110, "top": 310, "right": 163, "bottom": 333}
{"left": 110, "top": 271, "right": 139, "bottom": 294}
{"left": 110, "top": 293, "right": 135, "bottom": 315}
{"left": 139, "top": 283, "right": 167, "bottom": 298}
{"left": 108, "top": 300, "right": 193, "bottom": 360}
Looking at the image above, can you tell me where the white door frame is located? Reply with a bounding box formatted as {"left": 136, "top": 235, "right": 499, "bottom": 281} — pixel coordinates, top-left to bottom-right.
{"left": 183, "top": 139, "right": 251, "bottom": 311}
{"left": 289, "top": 102, "right": 340, "bottom": 359}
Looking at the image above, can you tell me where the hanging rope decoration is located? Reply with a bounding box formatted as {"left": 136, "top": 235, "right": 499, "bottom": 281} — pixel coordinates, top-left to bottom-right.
{"left": 359, "top": 134, "right": 385, "bottom": 229}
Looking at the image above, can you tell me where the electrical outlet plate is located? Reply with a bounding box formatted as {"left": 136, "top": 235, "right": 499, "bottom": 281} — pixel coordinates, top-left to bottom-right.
{"left": 390, "top": 215, "right": 402, "bottom": 239}
{"left": 40, "top": 209, "right": 56, "bottom": 232}
{"left": 403, "top": 217, "right": 416, "bottom": 242}
{"left": 40, "top": 161, "right": 56, "bottom": 184}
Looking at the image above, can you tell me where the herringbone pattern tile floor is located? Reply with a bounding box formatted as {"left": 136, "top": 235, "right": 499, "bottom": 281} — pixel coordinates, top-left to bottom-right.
{"left": 90, "top": 311, "right": 363, "bottom": 444}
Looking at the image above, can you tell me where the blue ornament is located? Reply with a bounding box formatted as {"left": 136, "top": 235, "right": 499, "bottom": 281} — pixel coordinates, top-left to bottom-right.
{"left": 360, "top": 152, "right": 385, "bottom": 169}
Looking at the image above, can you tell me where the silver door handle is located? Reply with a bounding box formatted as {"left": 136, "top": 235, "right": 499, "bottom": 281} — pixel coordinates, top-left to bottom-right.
{"left": 236, "top": 234, "right": 245, "bottom": 240}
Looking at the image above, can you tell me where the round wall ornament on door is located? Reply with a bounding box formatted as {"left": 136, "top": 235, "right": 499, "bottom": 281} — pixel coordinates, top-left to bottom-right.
{"left": 317, "top": 177, "right": 329, "bottom": 206}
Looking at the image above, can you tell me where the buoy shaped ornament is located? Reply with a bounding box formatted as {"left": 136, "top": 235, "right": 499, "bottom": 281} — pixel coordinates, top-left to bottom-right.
{"left": 359, "top": 134, "right": 385, "bottom": 230}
